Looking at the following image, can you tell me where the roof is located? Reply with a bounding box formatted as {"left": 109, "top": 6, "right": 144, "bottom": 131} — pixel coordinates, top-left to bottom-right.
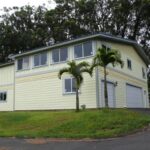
{"left": 0, "top": 62, "right": 14, "bottom": 68}
{"left": 11, "top": 33, "right": 150, "bottom": 65}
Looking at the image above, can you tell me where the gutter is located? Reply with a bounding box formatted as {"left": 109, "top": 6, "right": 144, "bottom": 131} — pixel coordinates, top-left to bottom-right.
{"left": 0, "top": 62, "right": 14, "bottom": 68}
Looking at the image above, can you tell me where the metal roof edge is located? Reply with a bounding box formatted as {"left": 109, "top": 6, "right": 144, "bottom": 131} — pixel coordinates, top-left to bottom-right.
{"left": 11, "top": 33, "right": 137, "bottom": 58}
{"left": 0, "top": 62, "right": 14, "bottom": 68}
{"left": 133, "top": 44, "right": 150, "bottom": 66}
{"left": 10, "top": 33, "right": 149, "bottom": 65}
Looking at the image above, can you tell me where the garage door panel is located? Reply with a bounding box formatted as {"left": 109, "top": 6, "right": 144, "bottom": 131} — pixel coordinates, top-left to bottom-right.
{"left": 101, "top": 81, "right": 115, "bottom": 108}
{"left": 126, "top": 84, "right": 143, "bottom": 108}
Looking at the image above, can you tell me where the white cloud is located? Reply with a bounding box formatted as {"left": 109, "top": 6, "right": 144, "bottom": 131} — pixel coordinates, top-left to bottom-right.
{"left": 0, "top": 0, "right": 56, "bottom": 9}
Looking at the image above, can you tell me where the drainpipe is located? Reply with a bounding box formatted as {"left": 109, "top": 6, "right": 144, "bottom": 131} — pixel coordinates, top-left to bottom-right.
{"left": 95, "top": 67, "right": 100, "bottom": 108}
{"left": 13, "top": 61, "right": 16, "bottom": 111}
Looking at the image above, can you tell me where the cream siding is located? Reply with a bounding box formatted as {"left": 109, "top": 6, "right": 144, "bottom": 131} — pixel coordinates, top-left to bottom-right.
{"left": 99, "top": 67, "right": 148, "bottom": 108}
{"left": 0, "top": 65, "right": 14, "bottom": 111}
{"left": 15, "top": 71, "right": 96, "bottom": 110}
{"left": 0, "top": 38, "right": 148, "bottom": 111}
{"left": 96, "top": 40, "right": 147, "bottom": 81}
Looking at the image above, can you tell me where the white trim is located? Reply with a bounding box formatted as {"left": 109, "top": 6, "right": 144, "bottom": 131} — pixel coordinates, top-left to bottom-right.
{"left": 15, "top": 65, "right": 148, "bottom": 84}
{"left": 0, "top": 83, "right": 14, "bottom": 87}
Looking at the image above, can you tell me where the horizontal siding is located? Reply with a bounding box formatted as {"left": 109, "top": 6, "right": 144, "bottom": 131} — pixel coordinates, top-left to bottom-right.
{"left": 0, "top": 65, "right": 14, "bottom": 85}
{"left": 96, "top": 40, "right": 147, "bottom": 82}
{"left": 99, "top": 67, "right": 148, "bottom": 108}
{"left": 0, "top": 65, "right": 14, "bottom": 111}
{"left": 15, "top": 71, "right": 96, "bottom": 110}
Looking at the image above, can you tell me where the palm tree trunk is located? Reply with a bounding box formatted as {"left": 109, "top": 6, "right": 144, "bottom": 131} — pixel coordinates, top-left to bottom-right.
{"left": 76, "top": 88, "right": 79, "bottom": 112}
{"left": 104, "top": 66, "right": 109, "bottom": 108}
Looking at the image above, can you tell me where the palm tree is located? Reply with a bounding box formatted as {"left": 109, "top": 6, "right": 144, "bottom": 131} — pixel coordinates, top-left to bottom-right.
{"left": 58, "top": 60, "right": 92, "bottom": 112}
{"left": 91, "top": 48, "right": 124, "bottom": 108}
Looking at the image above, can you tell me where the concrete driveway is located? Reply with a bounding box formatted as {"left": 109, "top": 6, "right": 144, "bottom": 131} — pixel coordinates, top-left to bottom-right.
{"left": 0, "top": 129, "right": 150, "bottom": 150}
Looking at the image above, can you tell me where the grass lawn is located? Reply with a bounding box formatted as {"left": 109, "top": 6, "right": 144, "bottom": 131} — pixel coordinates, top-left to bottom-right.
{"left": 0, "top": 109, "right": 150, "bottom": 138}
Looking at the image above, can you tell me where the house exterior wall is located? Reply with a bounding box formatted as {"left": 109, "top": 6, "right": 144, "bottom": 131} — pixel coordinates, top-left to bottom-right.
{"left": 98, "top": 67, "right": 148, "bottom": 108}
{"left": 15, "top": 66, "right": 96, "bottom": 110}
{"left": 0, "top": 38, "right": 149, "bottom": 111}
{"left": 95, "top": 40, "right": 147, "bottom": 80}
{"left": 0, "top": 65, "right": 14, "bottom": 111}
{"left": 95, "top": 40, "right": 148, "bottom": 108}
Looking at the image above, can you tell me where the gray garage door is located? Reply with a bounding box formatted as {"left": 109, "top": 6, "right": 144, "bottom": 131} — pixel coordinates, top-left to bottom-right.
{"left": 126, "top": 84, "right": 143, "bottom": 108}
{"left": 101, "top": 81, "right": 115, "bottom": 108}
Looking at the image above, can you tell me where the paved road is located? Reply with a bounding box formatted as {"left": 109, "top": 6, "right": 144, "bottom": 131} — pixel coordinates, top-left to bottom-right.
{"left": 0, "top": 129, "right": 150, "bottom": 150}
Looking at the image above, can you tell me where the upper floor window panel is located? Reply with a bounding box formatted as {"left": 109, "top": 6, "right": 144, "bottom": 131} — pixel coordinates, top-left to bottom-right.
{"left": 127, "top": 59, "right": 132, "bottom": 70}
{"left": 74, "top": 41, "right": 93, "bottom": 59}
{"left": 17, "top": 57, "right": 29, "bottom": 70}
{"left": 34, "top": 52, "right": 47, "bottom": 67}
{"left": 52, "top": 47, "right": 68, "bottom": 63}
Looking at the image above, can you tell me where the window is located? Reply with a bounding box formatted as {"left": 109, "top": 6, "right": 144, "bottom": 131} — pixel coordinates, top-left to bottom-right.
{"left": 64, "top": 78, "right": 76, "bottom": 93}
{"left": 0, "top": 92, "right": 7, "bottom": 101}
{"left": 17, "top": 57, "right": 29, "bottom": 70}
{"left": 142, "top": 67, "right": 146, "bottom": 79}
{"left": 34, "top": 52, "right": 47, "bottom": 67}
{"left": 127, "top": 59, "right": 132, "bottom": 70}
{"left": 52, "top": 48, "right": 68, "bottom": 63}
{"left": 74, "top": 41, "right": 93, "bottom": 59}
{"left": 74, "top": 44, "right": 82, "bottom": 58}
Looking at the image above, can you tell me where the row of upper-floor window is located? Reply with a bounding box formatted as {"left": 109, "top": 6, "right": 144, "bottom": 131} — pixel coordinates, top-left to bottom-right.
{"left": 17, "top": 41, "right": 93, "bottom": 70}
{"left": 16, "top": 41, "right": 147, "bottom": 79}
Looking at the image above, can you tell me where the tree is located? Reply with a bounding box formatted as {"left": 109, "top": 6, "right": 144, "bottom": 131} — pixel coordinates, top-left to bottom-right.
{"left": 58, "top": 61, "right": 92, "bottom": 112}
{"left": 0, "top": 0, "right": 149, "bottom": 65}
{"left": 91, "top": 48, "right": 124, "bottom": 107}
{"left": 0, "top": 5, "right": 49, "bottom": 63}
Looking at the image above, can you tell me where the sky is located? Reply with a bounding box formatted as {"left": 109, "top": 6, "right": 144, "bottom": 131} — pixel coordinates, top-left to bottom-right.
{"left": 0, "top": 0, "right": 56, "bottom": 9}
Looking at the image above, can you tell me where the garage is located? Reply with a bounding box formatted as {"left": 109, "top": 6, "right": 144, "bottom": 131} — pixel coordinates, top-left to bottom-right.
{"left": 101, "top": 81, "right": 115, "bottom": 108}
{"left": 126, "top": 84, "right": 143, "bottom": 108}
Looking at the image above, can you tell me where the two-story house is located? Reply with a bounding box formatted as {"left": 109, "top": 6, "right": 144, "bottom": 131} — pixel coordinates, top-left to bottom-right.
{"left": 0, "top": 33, "right": 149, "bottom": 111}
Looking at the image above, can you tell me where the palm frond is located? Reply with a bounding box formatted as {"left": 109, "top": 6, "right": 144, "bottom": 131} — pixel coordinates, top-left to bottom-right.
{"left": 78, "top": 61, "right": 90, "bottom": 69}
{"left": 108, "top": 50, "right": 124, "bottom": 68}
{"left": 92, "top": 47, "right": 124, "bottom": 69}
{"left": 58, "top": 68, "right": 69, "bottom": 79}
{"left": 81, "top": 68, "right": 93, "bottom": 77}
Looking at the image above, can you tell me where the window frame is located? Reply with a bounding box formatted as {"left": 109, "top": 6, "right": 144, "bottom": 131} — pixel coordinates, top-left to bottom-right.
{"left": 127, "top": 59, "right": 132, "bottom": 70}
{"left": 0, "top": 91, "right": 7, "bottom": 102}
{"left": 33, "top": 52, "right": 48, "bottom": 68}
{"left": 17, "top": 56, "right": 30, "bottom": 71}
{"left": 51, "top": 47, "right": 68, "bottom": 64}
{"left": 63, "top": 77, "right": 77, "bottom": 94}
{"left": 74, "top": 41, "right": 93, "bottom": 59}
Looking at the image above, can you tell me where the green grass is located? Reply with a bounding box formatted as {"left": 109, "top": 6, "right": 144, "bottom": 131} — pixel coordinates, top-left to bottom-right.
{"left": 0, "top": 109, "right": 149, "bottom": 138}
